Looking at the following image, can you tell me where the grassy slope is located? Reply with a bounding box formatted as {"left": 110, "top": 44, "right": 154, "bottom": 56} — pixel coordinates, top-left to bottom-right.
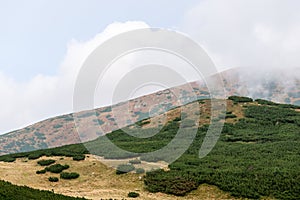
{"left": 0, "top": 97, "right": 299, "bottom": 199}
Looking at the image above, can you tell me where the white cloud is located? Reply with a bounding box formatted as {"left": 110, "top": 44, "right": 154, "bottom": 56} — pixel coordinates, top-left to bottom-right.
{"left": 181, "top": 0, "right": 300, "bottom": 71}
{"left": 0, "top": 21, "right": 149, "bottom": 134}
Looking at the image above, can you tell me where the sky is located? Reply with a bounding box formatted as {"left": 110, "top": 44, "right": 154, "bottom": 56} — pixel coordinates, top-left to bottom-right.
{"left": 0, "top": 0, "right": 300, "bottom": 134}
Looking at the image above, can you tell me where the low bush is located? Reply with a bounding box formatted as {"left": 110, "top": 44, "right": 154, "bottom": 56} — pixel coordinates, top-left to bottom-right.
{"left": 0, "top": 156, "right": 16, "bottom": 162}
{"left": 229, "top": 96, "right": 253, "bottom": 103}
{"left": 37, "top": 159, "right": 55, "bottom": 166}
{"left": 36, "top": 169, "right": 46, "bottom": 174}
{"left": 48, "top": 177, "right": 59, "bottom": 182}
{"left": 60, "top": 172, "right": 80, "bottom": 180}
{"left": 129, "top": 159, "right": 141, "bottom": 164}
{"left": 45, "top": 164, "right": 69, "bottom": 173}
{"left": 116, "top": 164, "right": 135, "bottom": 175}
{"left": 72, "top": 154, "right": 85, "bottom": 161}
{"left": 128, "top": 192, "right": 140, "bottom": 198}
{"left": 136, "top": 168, "right": 145, "bottom": 174}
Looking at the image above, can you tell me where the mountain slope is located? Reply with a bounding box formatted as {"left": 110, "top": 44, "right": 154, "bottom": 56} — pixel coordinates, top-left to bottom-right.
{"left": 1, "top": 67, "right": 299, "bottom": 156}
{"left": 1, "top": 97, "right": 299, "bottom": 199}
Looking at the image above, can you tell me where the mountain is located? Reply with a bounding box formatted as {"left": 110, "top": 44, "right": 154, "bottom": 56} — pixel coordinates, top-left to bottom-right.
{"left": 0, "top": 97, "right": 299, "bottom": 199}
{"left": 0, "top": 68, "right": 299, "bottom": 156}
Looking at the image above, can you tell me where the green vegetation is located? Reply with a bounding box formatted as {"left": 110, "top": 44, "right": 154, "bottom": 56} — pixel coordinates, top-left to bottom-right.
{"left": 116, "top": 164, "right": 135, "bottom": 175}
{"left": 127, "top": 192, "right": 140, "bottom": 198}
{"left": 135, "top": 168, "right": 145, "bottom": 174}
{"left": 1, "top": 98, "right": 300, "bottom": 199}
{"left": 37, "top": 159, "right": 55, "bottom": 166}
{"left": 0, "top": 180, "right": 86, "bottom": 199}
{"left": 228, "top": 96, "right": 253, "bottom": 103}
{"left": 48, "top": 177, "right": 59, "bottom": 182}
{"left": 36, "top": 169, "right": 46, "bottom": 174}
{"left": 129, "top": 159, "right": 141, "bottom": 164}
{"left": 60, "top": 172, "right": 80, "bottom": 180}
{"left": 72, "top": 155, "right": 85, "bottom": 161}
{"left": 255, "top": 98, "right": 300, "bottom": 109}
{"left": 45, "top": 164, "right": 69, "bottom": 173}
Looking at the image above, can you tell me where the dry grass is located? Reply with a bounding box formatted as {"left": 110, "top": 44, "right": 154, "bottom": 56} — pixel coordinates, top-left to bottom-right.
{"left": 0, "top": 155, "right": 238, "bottom": 200}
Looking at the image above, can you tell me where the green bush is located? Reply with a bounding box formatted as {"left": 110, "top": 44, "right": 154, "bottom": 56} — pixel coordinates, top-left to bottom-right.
{"left": 36, "top": 169, "right": 46, "bottom": 174}
{"left": 37, "top": 159, "right": 56, "bottom": 166}
{"left": 228, "top": 96, "right": 253, "bottom": 103}
{"left": 136, "top": 168, "right": 145, "bottom": 174}
{"left": 28, "top": 153, "right": 42, "bottom": 160}
{"left": 60, "top": 172, "right": 80, "bottom": 180}
{"left": 116, "top": 164, "right": 135, "bottom": 175}
{"left": 128, "top": 192, "right": 140, "bottom": 198}
{"left": 48, "top": 177, "right": 59, "bottom": 182}
{"left": 0, "top": 156, "right": 16, "bottom": 162}
{"left": 72, "top": 154, "right": 85, "bottom": 161}
{"left": 129, "top": 159, "right": 141, "bottom": 164}
{"left": 45, "top": 164, "right": 69, "bottom": 173}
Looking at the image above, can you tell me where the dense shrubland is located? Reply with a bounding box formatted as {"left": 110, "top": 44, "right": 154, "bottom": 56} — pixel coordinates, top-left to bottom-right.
{"left": 0, "top": 180, "right": 86, "bottom": 199}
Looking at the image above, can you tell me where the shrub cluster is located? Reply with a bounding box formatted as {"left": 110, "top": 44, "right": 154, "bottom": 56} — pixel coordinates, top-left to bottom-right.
{"left": 72, "top": 154, "right": 85, "bottom": 161}
{"left": 36, "top": 169, "right": 46, "bottom": 174}
{"left": 129, "top": 159, "right": 141, "bottom": 164}
{"left": 116, "top": 164, "right": 135, "bottom": 175}
{"left": 37, "top": 159, "right": 56, "bottom": 166}
{"left": 45, "top": 164, "right": 69, "bottom": 173}
{"left": 228, "top": 96, "right": 253, "bottom": 103}
{"left": 60, "top": 172, "right": 80, "bottom": 180}
{"left": 48, "top": 177, "right": 59, "bottom": 182}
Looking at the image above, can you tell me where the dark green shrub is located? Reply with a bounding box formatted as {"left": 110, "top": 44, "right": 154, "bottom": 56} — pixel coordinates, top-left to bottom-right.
{"left": 136, "top": 168, "right": 145, "bottom": 174}
{"left": 28, "top": 153, "right": 42, "bottom": 160}
{"left": 128, "top": 192, "right": 139, "bottom": 198}
{"left": 48, "top": 177, "right": 59, "bottom": 182}
{"left": 72, "top": 154, "right": 85, "bottom": 161}
{"left": 225, "top": 114, "right": 237, "bottom": 119}
{"left": 37, "top": 159, "right": 55, "bottom": 166}
{"left": 36, "top": 169, "right": 46, "bottom": 174}
{"left": 229, "top": 96, "right": 253, "bottom": 103}
{"left": 60, "top": 172, "right": 80, "bottom": 180}
{"left": 129, "top": 159, "right": 141, "bottom": 164}
{"left": 45, "top": 164, "right": 69, "bottom": 173}
{"left": 0, "top": 156, "right": 16, "bottom": 162}
{"left": 116, "top": 164, "right": 135, "bottom": 175}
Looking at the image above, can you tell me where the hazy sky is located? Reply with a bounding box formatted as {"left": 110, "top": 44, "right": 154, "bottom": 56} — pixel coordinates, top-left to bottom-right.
{"left": 0, "top": 0, "right": 299, "bottom": 134}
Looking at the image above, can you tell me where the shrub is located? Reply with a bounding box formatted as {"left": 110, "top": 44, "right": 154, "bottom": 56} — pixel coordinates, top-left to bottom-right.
{"left": 36, "top": 169, "right": 46, "bottom": 174}
{"left": 37, "top": 159, "right": 55, "bottom": 166}
{"left": 45, "top": 164, "right": 69, "bottom": 173}
{"left": 116, "top": 164, "right": 135, "bottom": 175}
{"left": 60, "top": 172, "right": 80, "bottom": 180}
{"left": 128, "top": 192, "right": 140, "bottom": 198}
{"left": 28, "top": 153, "right": 42, "bottom": 160}
{"left": 0, "top": 157, "right": 16, "bottom": 162}
{"left": 129, "top": 159, "right": 141, "bottom": 164}
{"left": 48, "top": 177, "right": 59, "bottom": 182}
{"left": 72, "top": 155, "right": 85, "bottom": 161}
{"left": 229, "top": 96, "right": 253, "bottom": 103}
{"left": 136, "top": 168, "right": 145, "bottom": 174}
{"left": 225, "top": 114, "right": 237, "bottom": 119}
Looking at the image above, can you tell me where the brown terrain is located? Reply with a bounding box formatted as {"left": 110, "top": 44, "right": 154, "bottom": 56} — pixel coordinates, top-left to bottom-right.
{"left": 0, "top": 68, "right": 299, "bottom": 156}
